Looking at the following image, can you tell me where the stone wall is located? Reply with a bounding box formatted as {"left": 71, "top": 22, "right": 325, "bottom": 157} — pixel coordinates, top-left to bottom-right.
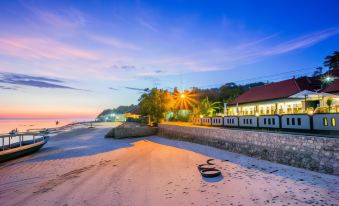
{"left": 158, "top": 123, "right": 339, "bottom": 175}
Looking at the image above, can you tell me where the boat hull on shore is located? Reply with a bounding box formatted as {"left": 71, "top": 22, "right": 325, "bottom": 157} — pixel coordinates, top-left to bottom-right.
{"left": 0, "top": 137, "right": 48, "bottom": 163}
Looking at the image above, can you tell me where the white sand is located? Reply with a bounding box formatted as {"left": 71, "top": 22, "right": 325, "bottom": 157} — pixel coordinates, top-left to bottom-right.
{"left": 0, "top": 123, "right": 338, "bottom": 206}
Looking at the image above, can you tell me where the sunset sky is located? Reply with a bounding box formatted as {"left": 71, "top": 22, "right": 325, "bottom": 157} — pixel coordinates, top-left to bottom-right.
{"left": 0, "top": 0, "right": 338, "bottom": 119}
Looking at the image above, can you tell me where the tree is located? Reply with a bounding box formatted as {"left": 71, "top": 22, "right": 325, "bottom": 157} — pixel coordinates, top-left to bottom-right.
{"left": 312, "top": 67, "right": 323, "bottom": 77}
{"left": 326, "top": 98, "right": 333, "bottom": 112}
{"left": 324, "top": 51, "right": 339, "bottom": 69}
{"left": 199, "top": 97, "right": 221, "bottom": 117}
{"left": 138, "top": 88, "right": 174, "bottom": 124}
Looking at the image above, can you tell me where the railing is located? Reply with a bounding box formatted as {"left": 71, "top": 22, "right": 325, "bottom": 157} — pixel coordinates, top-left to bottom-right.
{"left": 0, "top": 131, "right": 48, "bottom": 151}
{"left": 0, "top": 121, "right": 94, "bottom": 151}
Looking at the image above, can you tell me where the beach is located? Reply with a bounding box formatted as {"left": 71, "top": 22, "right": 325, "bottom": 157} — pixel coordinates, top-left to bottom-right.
{"left": 0, "top": 123, "right": 338, "bottom": 206}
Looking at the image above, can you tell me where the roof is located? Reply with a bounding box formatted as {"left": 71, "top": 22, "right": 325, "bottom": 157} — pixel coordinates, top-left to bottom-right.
{"left": 324, "top": 68, "right": 339, "bottom": 78}
{"left": 322, "top": 79, "right": 339, "bottom": 93}
{"left": 125, "top": 106, "right": 141, "bottom": 115}
{"left": 229, "top": 77, "right": 321, "bottom": 105}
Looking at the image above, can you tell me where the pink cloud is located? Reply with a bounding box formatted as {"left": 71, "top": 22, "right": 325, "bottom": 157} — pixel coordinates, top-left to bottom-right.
{"left": 89, "top": 35, "right": 141, "bottom": 51}
{"left": 0, "top": 36, "right": 98, "bottom": 60}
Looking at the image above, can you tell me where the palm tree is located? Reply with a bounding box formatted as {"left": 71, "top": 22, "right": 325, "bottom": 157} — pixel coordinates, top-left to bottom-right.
{"left": 324, "top": 51, "right": 339, "bottom": 69}
{"left": 312, "top": 67, "right": 323, "bottom": 77}
{"left": 200, "top": 97, "right": 221, "bottom": 117}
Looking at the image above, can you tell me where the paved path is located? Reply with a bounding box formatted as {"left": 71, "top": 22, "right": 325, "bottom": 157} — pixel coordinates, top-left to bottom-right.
{"left": 0, "top": 124, "right": 338, "bottom": 206}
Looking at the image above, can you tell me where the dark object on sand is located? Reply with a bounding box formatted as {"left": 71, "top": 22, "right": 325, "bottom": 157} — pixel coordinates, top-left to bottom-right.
{"left": 198, "top": 159, "right": 221, "bottom": 178}
{"left": 0, "top": 135, "right": 49, "bottom": 163}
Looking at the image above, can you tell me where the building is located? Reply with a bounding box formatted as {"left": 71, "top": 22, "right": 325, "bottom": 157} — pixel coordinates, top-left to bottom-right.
{"left": 227, "top": 77, "right": 326, "bottom": 116}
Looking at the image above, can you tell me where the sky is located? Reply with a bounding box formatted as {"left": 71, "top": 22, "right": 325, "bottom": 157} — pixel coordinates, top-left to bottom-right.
{"left": 0, "top": 0, "right": 338, "bottom": 119}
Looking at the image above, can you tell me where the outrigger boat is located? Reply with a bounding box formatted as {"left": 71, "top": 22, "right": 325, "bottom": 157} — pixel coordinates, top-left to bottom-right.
{"left": 0, "top": 130, "right": 49, "bottom": 163}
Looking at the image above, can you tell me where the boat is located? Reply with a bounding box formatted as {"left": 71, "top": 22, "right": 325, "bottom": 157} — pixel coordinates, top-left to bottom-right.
{"left": 0, "top": 134, "right": 49, "bottom": 163}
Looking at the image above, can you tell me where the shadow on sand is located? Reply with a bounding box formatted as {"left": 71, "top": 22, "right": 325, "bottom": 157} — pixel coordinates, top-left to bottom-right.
{"left": 1, "top": 128, "right": 138, "bottom": 166}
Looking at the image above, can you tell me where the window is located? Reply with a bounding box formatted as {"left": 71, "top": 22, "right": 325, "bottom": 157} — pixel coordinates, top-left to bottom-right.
{"left": 287, "top": 118, "right": 290, "bottom": 125}
{"left": 292, "top": 118, "right": 295, "bottom": 125}
{"left": 297, "top": 118, "right": 301, "bottom": 126}
{"left": 243, "top": 119, "right": 246, "bottom": 124}
{"left": 264, "top": 118, "right": 267, "bottom": 124}
{"left": 323, "top": 117, "right": 328, "bottom": 126}
{"left": 250, "top": 119, "right": 252, "bottom": 124}
{"left": 268, "top": 118, "right": 271, "bottom": 125}
{"left": 331, "top": 117, "right": 336, "bottom": 127}
{"left": 272, "top": 118, "right": 275, "bottom": 125}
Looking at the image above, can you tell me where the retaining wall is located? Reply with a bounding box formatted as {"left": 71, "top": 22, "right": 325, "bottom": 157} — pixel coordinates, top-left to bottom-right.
{"left": 106, "top": 126, "right": 158, "bottom": 139}
{"left": 158, "top": 123, "right": 339, "bottom": 175}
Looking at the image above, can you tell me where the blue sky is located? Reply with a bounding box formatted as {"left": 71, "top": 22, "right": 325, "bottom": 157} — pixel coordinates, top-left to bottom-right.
{"left": 0, "top": 0, "right": 338, "bottom": 118}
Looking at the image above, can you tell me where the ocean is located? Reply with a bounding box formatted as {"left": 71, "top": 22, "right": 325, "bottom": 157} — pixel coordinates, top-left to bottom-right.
{"left": 0, "top": 119, "right": 83, "bottom": 134}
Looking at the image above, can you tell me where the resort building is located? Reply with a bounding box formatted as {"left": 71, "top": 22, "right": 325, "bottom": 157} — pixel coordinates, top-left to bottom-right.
{"left": 226, "top": 76, "right": 339, "bottom": 115}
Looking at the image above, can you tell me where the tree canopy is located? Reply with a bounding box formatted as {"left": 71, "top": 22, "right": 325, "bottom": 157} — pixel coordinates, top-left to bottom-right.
{"left": 138, "top": 88, "right": 174, "bottom": 123}
{"left": 324, "top": 51, "right": 339, "bottom": 69}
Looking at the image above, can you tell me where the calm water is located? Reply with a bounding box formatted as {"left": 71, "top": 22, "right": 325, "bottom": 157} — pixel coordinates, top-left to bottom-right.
{"left": 0, "top": 119, "right": 79, "bottom": 134}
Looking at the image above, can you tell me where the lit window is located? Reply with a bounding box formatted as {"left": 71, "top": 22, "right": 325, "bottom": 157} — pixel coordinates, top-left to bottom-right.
{"left": 331, "top": 117, "right": 336, "bottom": 127}
{"left": 323, "top": 117, "right": 328, "bottom": 126}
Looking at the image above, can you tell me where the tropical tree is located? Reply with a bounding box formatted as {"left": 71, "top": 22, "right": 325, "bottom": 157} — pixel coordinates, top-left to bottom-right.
{"left": 326, "top": 98, "right": 333, "bottom": 112}
{"left": 138, "top": 88, "right": 174, "bottom": 124}
{"left": 312, "top": 67, "right": 323, "bottom": 77}
{"left": 324, "top": 51, "right": 339, "bottom": 69}
{"left": 199, "top": 97, "right": 222, "bottom": 117}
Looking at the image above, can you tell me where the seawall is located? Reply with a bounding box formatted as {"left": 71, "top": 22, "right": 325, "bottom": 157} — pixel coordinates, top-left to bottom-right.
{"left": 158, "top": 123, "right": 339, "bottom": 175}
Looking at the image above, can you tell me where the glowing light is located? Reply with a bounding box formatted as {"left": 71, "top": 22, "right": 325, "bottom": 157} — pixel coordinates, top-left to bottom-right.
{"left": 174, "top": 90, "right": 198, "bottom": 110}
{"left": 199, "top": 115, "right": 203, "bottom": 118}
{"left": 321, "top": 75, "right": 336, "bottom": 84}
{"left": 255, "top": 112, "right": 260, "bottom": 117}
{"left": 308, "top": 110, "right": 314, "bottom": 115}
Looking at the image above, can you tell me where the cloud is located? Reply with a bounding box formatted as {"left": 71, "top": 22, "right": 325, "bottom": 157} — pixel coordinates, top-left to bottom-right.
{"left": 89, "top": 35, "right": 141, "bottom": 50}
{"left": 138, "top": 19, "right": 158, "bottom": 32}
{"left": 0, "top": 36, "right": 98, "bottom": 60}
{"left": 0, "top": 85, "right": 19, "bottom": 90}
{"left": 108, "top": 87, "right": 119, "bottom": 91}
{"left": 0, "top": 72, "right": 81, "bottom": 90}
{"left": 110, "top": 64, "right": 137, "bottom": 71}
{"left": 142, "top": 28, "right": 339, "bottom": 74}
{"left": 125, "top": 86, "right": 146, "bottom": 91}
{"left": 262, "top": 28, "right": 339, "bottom": 55}
{"left": 22, "top": 3, "right": 86, "bottom": 29}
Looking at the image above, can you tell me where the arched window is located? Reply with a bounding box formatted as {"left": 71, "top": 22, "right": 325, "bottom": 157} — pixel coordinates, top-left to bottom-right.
{"left": 331, "top": 117, "right": 336, "bottom": 127}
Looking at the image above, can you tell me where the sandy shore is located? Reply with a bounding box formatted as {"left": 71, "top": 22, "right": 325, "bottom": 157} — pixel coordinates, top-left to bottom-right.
{"left": 0, "top": 123, "right": 338, "bottom": 206}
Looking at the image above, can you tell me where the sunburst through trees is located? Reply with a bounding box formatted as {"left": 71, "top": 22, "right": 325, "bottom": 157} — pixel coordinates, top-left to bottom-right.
{"left": 173, "top": 89, "right": 198, "bottom": 110}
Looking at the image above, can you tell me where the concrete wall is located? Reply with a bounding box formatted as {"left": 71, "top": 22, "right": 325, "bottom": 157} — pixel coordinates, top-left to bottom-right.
{"left": 281, "top": 114, "right": 311, "bottom": 130}
{"left": 223, "top": 116, "right": 238, "bottom": 127}
{"left": 158, "top": 123, "right": 339, "bottom": 175}
{"left": 106, "top": 126, "right": 158, "bottom": 139}
{"left": 212, "top": 117, "right": 223, "bottom": 126}
{"left": 258, "top": 115, "right": 280, "bottom": 128}
{"left": 313, "top": 114, "right": 339, "bottom": 131}
{"left": 239, "top": 116, "right": 257, "bottom": 127}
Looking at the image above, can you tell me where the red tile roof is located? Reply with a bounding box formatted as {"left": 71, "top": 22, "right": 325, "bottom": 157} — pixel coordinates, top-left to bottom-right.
{"left": 230, "top": 77, "right": 321, "bottom": 105}
{"left": 324, "top": 68, "right": 339, "bottom": 78}
{"left": 322, "top": 79, "right": 339, "bottom": 93}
